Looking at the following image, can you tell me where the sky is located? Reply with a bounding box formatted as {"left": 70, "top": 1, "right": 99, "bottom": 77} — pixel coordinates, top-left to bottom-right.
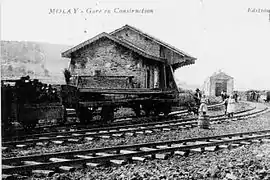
{"left": 1, "top": 0, "right": 270, "bottom": 90}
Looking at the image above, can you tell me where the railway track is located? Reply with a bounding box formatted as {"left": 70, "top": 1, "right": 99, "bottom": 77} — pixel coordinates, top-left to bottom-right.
{"left": 3, "top": 129, "right": 270, "bottom": 177}
{"left": 2, "top": 102, "right": 229, "bottom": 142}
{"left": 3, "top": 102, "right": 226, "bottom": 138}
{"left": 2, "top": 106, "right": 266, "bottom": 148}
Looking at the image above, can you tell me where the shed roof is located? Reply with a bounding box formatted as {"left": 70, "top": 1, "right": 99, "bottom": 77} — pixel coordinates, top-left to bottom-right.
{"left": 211, "top": 71, "right": 233, "bottom": 79}
{"left": 61, "top": 32, "right": 165, "bottom": 63}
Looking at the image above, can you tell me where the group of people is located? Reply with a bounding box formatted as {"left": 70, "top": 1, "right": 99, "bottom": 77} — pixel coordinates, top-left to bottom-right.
{"left": 221, "top": 91, "right": 238, "bottom": 117}
{"left": 193, "top": 89, "right": 238, "bottom": 117}
{"left": 193, "top": 88, "right": 208, "bottom": 116}
{"left": 247, "top": 91, "right": 260, "bottom": 102}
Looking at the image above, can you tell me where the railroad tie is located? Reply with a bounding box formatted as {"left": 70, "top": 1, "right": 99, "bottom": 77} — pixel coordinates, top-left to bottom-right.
{"left": 131, "top": 156, "right": 145, "bottom": 162}
{"left": 112, "top": 133, "right": 123, "bottom": 137}
{"left": 96, "top": 152, "right": 114, "bottom": 156}
{"left": 145, "top": 130, "right": 153, "bottom": 134}
{"left": 125, "top": 132, "right": 134, "bottom": 136}
{"left": 174, "top": 151, "right": 188, "bottom": 156}
{"left": 156, "top": 145, "right": 169, "bottom": 149}
{"left": 109, "top": 129, "right": 118, "bottom": 132}
{"left": 51, "top": 141, "right": 64, "bottom": 145}
{"left": 86, "top": 162, "right": 102, "bottom": 167}
{"left": 171, "top": 143, "right": 185, "bottom": 148}
{"left": 23, "top": 161, "right": 43, "bottom": 165}
{"left": 120, "top": 150, "right": 137, "bottom": 154}
{"left": 32, "top": 170, "right": 54, "bottom": 177}
{"left": 251, "top": 139, "right": 261, "bottom": 143}
{"left": 139, "top": 147, "right": 169, "bottom": 159}
{"left": 119, "top": 150, "right": 145, "bottom": 162}
{"left": 67, "top": 138, "right": 80, "bottom": 143}
{"left": 2, "top": 165, "right": 15, "bottom": 169}
{"left": 84, "top": 137, "right": 94, "bottom": 141}
{"left": 99, "top": 135, "right": 111, "bottom": 139}
{"left": 239, "top": 141, "right": 251, "bottom": 145}
{"left": 49, "top": 158, "right": 70, "bottom": 162}
{"left": 72, "top": 133, "right": 82, "bottom": 136}
{"left": 74, "top": 155, "right": 94, "bottom": 159}
{"left": 59, "top": 166, "right": 75, "bottom": 172}
{"left": 262, "top": 138, "right": 270, "bottom": 143}
{"left": 99, "top": 131, "right": 108, "bottom": 133}
{"left": 162, "top": 128, "right": 171, "bottom": 131}
{"left": 36, "top": 142, "right": 48, "bottom": 146}
{"left": 208, "top": 139, "right": 223, "bottom": 143}
{"left": 204, "top": 146, "right": 218, "bottom": 152}
{"left": 56, "top": 135, "right": 65, "bottom": 138}
{"left": 110, "top": 159, "right": 127, "bottom": 165}
{"left": 85, "top": 132, "right": 96, "bottom": 135}
{"left": 230, "top": 143, "right": 240, "bottom": 147}
{"left": 190, "top": 148, "right": 203, "bottom": 153}
{"left": 218, "top": 144, "right": 229, "bottom": 149}
{"left": 38, "top": 137, "right": 50, "bottom": 140}
{"left": 2, "top": 174, "right": 15, "bottom": 180}
{"left": 16, "top": 144, "right": 27, "bottom": 148}
{"left": 2, "top": 147, "right": 9, "bottom": 151}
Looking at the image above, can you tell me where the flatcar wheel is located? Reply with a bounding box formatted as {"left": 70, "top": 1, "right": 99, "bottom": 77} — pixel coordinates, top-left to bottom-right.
{"left": 78, "top": 107, "right": 88, "bottom": 124}
{"left": 132, "top": 104, "right": 141, "bottom": 117}
{"left": 23, "top": 122, "right": 37, "bottom": 130}
{"left": 162, "top": 104, "right": 172, "bottom": 117}
{"left": 101, "top": 106, "right": 114, "bottom": 124}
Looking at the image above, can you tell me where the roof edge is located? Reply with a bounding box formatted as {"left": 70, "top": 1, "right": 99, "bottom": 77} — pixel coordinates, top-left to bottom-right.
{"left": 61, "top": 32, "right": 165, "bottom": 63}
{"left": 110, "top": 24, "right": 196, "bottom": 59}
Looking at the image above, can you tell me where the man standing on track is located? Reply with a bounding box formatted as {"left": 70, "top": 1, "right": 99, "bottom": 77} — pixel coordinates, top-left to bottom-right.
{"left": 194, "top": 88, "right": 202, "bottom": 107}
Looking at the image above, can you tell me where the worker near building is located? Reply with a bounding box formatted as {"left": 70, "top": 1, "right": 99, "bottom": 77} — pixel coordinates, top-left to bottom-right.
{"left": 199, "top": 95, "right": 208, "bottom": 115}
{"left": 227, "top": 95, "right": 236, "bottom": 117}
{"left": 233, "top": 92, "right": 238, "bottom": 103}
{"left": 194, "top": 88, "right": 202, "bottom": 107}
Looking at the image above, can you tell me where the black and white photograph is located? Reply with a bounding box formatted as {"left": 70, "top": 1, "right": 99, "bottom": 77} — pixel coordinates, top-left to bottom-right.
{"left": 1, "top": 0, "right": 270, "bottom": 179}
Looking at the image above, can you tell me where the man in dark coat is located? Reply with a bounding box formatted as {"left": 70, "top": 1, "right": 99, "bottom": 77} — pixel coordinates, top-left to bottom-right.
{"left": 194, "top": 88, "right": 202, "bottom": 107}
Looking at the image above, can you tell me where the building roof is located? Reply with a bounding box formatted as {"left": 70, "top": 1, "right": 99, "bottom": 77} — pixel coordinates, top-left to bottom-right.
{"left": 110, "top": 24, "right": 197, "bottom": 61}
{"left": 61, "top": 32, "right": 165, "bottom": 63}
{"left": 211, "top": 71, "right": 233, "bottom": 80}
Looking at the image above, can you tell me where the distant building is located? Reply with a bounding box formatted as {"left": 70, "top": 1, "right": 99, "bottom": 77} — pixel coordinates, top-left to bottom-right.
{"left": 202, "top": 71, "right": 234, "bottom": 96}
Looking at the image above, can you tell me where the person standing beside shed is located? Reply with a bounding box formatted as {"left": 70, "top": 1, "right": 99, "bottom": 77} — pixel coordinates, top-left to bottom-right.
{"left": 227, "top": 95, "right": 236, "bottom": 117}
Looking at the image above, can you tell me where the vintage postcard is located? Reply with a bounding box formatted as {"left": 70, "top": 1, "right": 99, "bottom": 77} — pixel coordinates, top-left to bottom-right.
{"left": 1, "top": 0, "right": 270, "bottom": 179}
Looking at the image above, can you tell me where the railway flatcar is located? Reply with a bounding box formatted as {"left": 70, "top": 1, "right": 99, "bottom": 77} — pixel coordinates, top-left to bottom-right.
{"left": 61, "top": 25, "right": 196, "bottom": 124}
{"left": 1, "top": 77, "right": 65, "bottom": 130}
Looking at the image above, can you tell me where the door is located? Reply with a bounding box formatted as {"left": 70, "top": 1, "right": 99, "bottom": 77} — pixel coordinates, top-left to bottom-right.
{"left": 146, "top": 69, "right": 150, "bottom": 88}
{"left": 215, "top": 81, "right": 227, "bottom": 96}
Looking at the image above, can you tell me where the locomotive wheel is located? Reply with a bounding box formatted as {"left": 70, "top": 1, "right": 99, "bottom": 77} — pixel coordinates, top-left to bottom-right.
{"left": 101, "top": 106, "right": 114, "bottom": 124}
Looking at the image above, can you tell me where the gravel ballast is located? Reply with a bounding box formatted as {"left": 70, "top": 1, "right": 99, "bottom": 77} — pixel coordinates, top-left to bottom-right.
{"left": 3, "top": 102, "right": 268, "bottom": 158}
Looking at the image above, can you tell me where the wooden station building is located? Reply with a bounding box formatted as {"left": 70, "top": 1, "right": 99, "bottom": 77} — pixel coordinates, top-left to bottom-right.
{"left": 62, "top": 25, "right": 196, "bottom": 91}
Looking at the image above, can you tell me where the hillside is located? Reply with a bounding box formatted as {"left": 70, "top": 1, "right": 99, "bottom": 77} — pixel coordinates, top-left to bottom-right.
{"left": 1, "top": 41, "right": 72, "bottom": 84}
